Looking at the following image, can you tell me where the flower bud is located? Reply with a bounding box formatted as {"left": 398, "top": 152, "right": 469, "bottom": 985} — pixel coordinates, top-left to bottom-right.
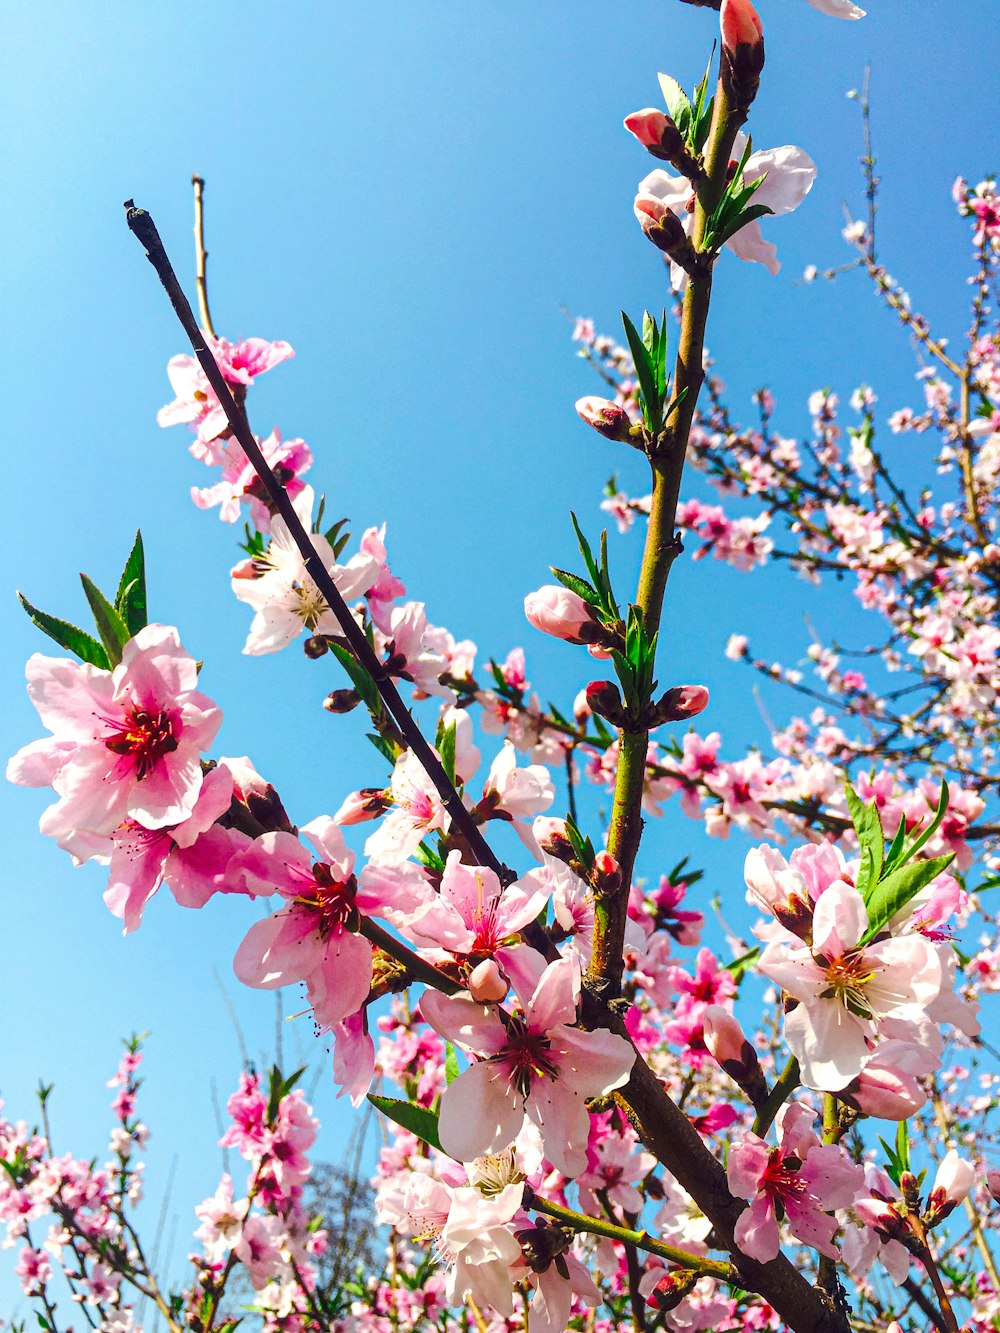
{"left": 524, "top": 586, "right": 599, "bottom": 644}
{"left": 642, "top": 1268, "right": 699, "bottom": 1312}
{"left": 702, "top": 1005, "right": 767, "bottom": 1105}
{"left": 323, "top": 688, "right": 361, "bottom": 714}
{"left": 468, "top": 958, "right": 509, "bottom": 1004}
{"left": 854, "top": 1196, "right": 907, "bottom": 1240}
{"left": 576, "top": 396, "right": 634, "bottom": 443}
{"left": 534, "top": 816, "right": 575, "bottom": 863}
{"left": 303, "top": 633, "right": 329, "bottom": 659}
{"left": 633, "top": 196, "right": 703, "bottom": 277}
{"left": 624, "top": 109, "right": 685, "bottom": 160}
{"left": 839, "top": 1067, "right": 926, "bottom": 1121}
{"left": 224, "top": 756, "right": 295, "bottom": 836}
{"left": 586, "top": 679, "right": 627, "bottom": 726}
{"left": 925, "top": 1149, "right": 975, "bottom": 1226}
{"left": 648, "top": 684, "right": 709, "bottom": 727}
{"left": 591, "top": 849, "right": 622, "bottom": 897}
{"left": 334, "top": 787, "right": 391, "bottom": 825}
{"left": 987, "top": 1168, "right": 1000, "bottom": 1204}
{"left": 720, "top": 0, "right": 765, "bottom": 113}
{"left": 624, "top": 109, "right": 702, "bottom": 180}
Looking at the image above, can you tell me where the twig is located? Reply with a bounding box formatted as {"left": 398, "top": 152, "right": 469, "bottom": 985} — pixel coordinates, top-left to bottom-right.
{"left": 191, "top": 175, "right": 216, "bottom": 337}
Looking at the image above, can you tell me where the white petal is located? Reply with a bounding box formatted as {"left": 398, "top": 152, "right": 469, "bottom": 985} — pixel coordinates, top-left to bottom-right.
{"left": 745, "top": 145, "right": 818, "bottom": 216}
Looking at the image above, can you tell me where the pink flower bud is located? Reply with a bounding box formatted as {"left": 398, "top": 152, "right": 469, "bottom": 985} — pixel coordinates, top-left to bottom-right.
{"left": 334, "top": 787, "right": 390, "bottom": 825}
{"left": 926, "top": 1149, "right": 975, "bottom": 1224}
{"left": 701, "top": 1006, "right": 748, "bottom": 1066}
{"left": 592, "top": 850, "right": 622, "bottom": 895}
{"left": 468, "top": 958, "right": 509, "bottom": 1003}
{"left": 720, "top": 0, "right": 764, "bottom": 111}
{"left": 524, "top": 586, "right": 598, "bottom": 644}
{"left": 534, "top": 816, "right": 574, "bottom": 863}
{"left": 854, "top": 1196, "right": 907, "bottom": 1240}
{"left": 572, "top": 688, "right": 591, "bottom": 722}
{"left": 987, "top": 1168, "right": 1000, "bottom": 1203}
{"left": 702, "top": 1005, "right": 766, "bottom": 1105}
{"left": 840, "top": 1067, "right": 926, "bottom": 1121}
{"left": 634, "top": 195, "right": 689, "bottom": 255}
{"left": 623, "top": 109, "right": 684, "bottom": 161}
{"left": 721, "top": 0, "right": 763, "bottom": 50}
{"left": 575, "top": 396, "right": 634, "bottom": 442}
{"left": 648, "top": 684, "right": 709, "bottom": 727}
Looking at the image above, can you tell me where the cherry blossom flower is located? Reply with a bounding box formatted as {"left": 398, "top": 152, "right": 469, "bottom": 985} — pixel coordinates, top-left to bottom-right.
{"left": 158, "top": 334, "right": 294, "bottom": 448}
{"left": 727, "top": 1102, "right": 864, "bottom": 1261}
{"left": 233, "top": 817, "right": 424, "bottom": 1030}
{"left": 757, "top": 879, "right": 943, "bottom": 1091}
{"left": 420, "top": 956, "right": 635, "bottom": 1177}
{"left": 8, "top": 624, "right": 222, "bottom": 856}
{"left": 231, "top": 486, "right": 379, "bottom": 654}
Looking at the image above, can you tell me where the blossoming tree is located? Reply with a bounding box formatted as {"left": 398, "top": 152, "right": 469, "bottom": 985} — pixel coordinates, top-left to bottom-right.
{"left": 6, "top": 1, "right": 1000, "bottom": 1331}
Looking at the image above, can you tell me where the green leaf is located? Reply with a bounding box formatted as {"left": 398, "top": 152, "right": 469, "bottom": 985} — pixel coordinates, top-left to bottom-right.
{"left": 845, "top": 784, "right": 885, "bottom": 892}
{"left": 551, "top": 566, "right": 600, "bottom": 607}
{"left": 895, "top": 1118, "right": 910, "bottom": 1172}
{"left": 80, "top": 573, "right": 130, "bottom": 667}
{"left": 861, "top": 853, "right": 955, "bottom": 944}
{"left": 569, "top": 512, "right": 602, "bottom": 590}
{"left": 435, "top": 716, "right": 457, "bottom": 786}
{"left": 368, "top": 1094, "right": 443, "bottom": 1152}
{"left": 330, "top": 643, "right": 383, "bottom": 717}
{"left": 17, "top": 592, "right": 110, "bottom": 669}
{"left": 324, "top": 517, "right": 352, "bottom": 561}
{"left": 367, "top": 731, "right": 397, "bottom": 764}
{"left": 712, "top": 201, "right": 775, "bottom": 251}
{"left": 621, "top": 311, "right": 661, "bottom": 433}
{"left": 114, "top": 531, "right": 148, "bottom": 636}
{"left": 444, "top": 1042, "right": 460, "bottom": 1086}
{"left": 657, "top": 72, "right": 691, "bottom": 128}
{"left": 883, "top": 814, "right": 908, "bottom": 877}
{"left": 896, "top": 779, "right": 949, "bottom": 868}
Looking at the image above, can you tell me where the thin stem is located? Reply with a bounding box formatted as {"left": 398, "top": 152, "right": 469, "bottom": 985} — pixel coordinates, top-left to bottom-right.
{"left": 588, "top": 63, "right": 745, "bottom": 995}
{"left": 752, "top": 1056, "right": 801, "bottom": 1138}
{"left": 930, "top": 1089, "right": 1000, "bottom": 1290}
{"left": 359, "top": 917, "right": 461, "bottom": 994}
{"left": 191, "top": 175, "right": 216, "bottom": 337}
{"left": 524, "top": 1187, "right": 736, "bottom": 1281}
{"left": 125, "top": 200, "right": 516, "bottom": 889}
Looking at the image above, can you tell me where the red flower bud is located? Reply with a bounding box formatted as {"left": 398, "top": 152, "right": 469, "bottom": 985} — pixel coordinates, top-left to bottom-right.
{"left": 648, "top": 684, "right": 709, "bottom": 727}
{"left": 585, "top": 679, "right": 626, "bottom": 725}
{"left": 592, "top": 849, "right": 622, "bottom": 895}
{"left": 720, "top": 0, "right": 765, "bottom": 111}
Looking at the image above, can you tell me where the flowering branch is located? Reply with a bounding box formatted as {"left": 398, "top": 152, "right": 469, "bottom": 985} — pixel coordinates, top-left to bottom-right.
{"left": 124, "top": 200, "right": 517, "bottom": 889}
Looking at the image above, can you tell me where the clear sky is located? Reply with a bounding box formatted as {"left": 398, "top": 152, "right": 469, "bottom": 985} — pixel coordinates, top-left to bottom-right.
{"left": 2, "top": 0, "right": 997, "bottom": 1316}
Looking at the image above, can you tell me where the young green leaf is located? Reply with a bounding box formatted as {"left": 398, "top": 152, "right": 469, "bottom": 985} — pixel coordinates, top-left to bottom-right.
{"left": 114, "top": 531, "right": 148, "bottom": 636}
{"left": 368, "top": 1094, "right": 443, "bottom": 1153}
{"left": 657, "top": 72, "right": 691, "bottom": 132}
{"left": 551, "top": 566, "right": 601, "bottom": 607}
{"left": 80, "top": 574, "right": 130, "bottom": 667}
{"left": 435, "top": 717, "right": 457, "bottom": 786}
{"left": 845, "top": 783, "right": 885, "bottom": 887}
{"left": 17, "top": 592, "right": 110, "bottom": 669}
{"left": 330, "top": 643, "right": 383, "bottom": 717}
{"left": 569, "top": 512, "right": 602, "bottom": 591}
{"left": 621, "top": 312, "right": 661, "bottom": 433}
{"left": 861, "top": 853, "right": 955, "bottom": 944}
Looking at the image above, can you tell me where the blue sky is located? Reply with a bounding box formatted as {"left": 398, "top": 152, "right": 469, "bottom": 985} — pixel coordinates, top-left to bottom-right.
{"left": 2, "top": 0, "right": 998, "bottom": 1315}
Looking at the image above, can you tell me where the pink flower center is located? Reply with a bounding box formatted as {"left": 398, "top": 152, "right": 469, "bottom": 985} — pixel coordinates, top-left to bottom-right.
{"left": 761, "top": 1151, "right": 807, "bottom": 1217}
{"left": 104, "top": 707, "right": 178, "bottom": 779}
{"left": 498, "top": 1019, "right": 559, "bottom": 1098}
{"left": 298, "top": 862, "right": 357, "bottom": 936}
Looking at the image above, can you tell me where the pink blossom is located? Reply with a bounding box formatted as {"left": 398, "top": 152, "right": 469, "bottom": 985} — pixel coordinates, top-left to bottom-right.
{"left": 8, "top": 624, "right": 222, "bottom": 855}
{"left": 727, "top": 1103, "right": 864, "bottom": 1261}
{"left": 233, "top": 817, "right": 418, "bottom": 1030}
{"left": 158, "top": 334, "right": 294, "bottom": 446}
{"left": 757, "top": 879, "right": 943, "bottom": 1091}
{"left": 421, "top": 957, "right": 635, "bottom": 1177}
